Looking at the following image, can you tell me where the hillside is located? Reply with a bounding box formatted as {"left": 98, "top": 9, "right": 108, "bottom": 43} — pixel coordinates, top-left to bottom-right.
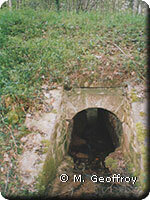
{"left": 0, "top": 8, "right": 147, "bottom": 196}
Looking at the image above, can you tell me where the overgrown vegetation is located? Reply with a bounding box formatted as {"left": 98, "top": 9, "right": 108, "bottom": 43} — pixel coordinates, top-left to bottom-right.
{"left": 0, "top": 7, "right": 146, "bottom": 196}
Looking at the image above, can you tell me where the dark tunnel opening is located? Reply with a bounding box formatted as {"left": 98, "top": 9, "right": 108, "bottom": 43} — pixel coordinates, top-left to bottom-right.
{"left": 68, "top": 108, "right": 122, "bottom": 170}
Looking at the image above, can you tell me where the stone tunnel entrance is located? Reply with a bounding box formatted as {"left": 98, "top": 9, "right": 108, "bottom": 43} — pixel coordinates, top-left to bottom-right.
{"left": 68, "top": 107, "right": 122, "bottom": 170}
{"left": 18, "top": 87, "right": 146, "bottom": 197}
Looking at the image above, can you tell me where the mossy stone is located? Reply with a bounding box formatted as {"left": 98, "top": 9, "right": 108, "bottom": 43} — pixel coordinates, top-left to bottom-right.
{"left": 42, "top": 155, "right": 57, "bottom": 186}
{"left": 105, "top": 157, "right": 118, "bottom": 172}
{"left": 136, "top": 122, "right": 146, "bottom": 143}
{"left": 130, "top": 89, "right": 140, "bottom": 102}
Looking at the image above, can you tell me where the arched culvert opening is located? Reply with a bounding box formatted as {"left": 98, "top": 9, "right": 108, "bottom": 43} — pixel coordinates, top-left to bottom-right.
{"left": 68, "top": 108, "right": 122, "bottom": 170}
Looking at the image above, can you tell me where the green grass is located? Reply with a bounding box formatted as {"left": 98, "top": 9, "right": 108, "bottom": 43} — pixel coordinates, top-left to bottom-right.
{"left": 0, "top": 8, "right": 147, "bottom": 195}
{"left": 0, "top": 9, "right": 146, "bottom": 97}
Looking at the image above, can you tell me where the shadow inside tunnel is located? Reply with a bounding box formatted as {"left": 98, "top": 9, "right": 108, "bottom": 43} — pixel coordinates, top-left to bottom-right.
{"left": 68, "top": 108, "right": 122, "bottom": 169}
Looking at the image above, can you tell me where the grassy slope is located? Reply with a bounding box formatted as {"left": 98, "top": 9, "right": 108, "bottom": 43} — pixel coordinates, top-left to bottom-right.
{"left": 0, "top": 9, "right": 146, "bottom": 94}
{"left": 0, "top": 8, "right": 146, "bottom": 195}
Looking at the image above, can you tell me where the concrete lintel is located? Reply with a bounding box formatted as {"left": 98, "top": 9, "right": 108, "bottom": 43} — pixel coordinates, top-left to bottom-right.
{"left": 63, "top": 87, "right": 125, "bottom": 120}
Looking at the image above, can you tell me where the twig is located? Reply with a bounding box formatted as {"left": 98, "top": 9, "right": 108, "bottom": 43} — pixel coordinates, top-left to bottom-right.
{"left": 103, "top": 182, "right": 115, "bottom": 193}
{"left": 4, "top": 168, "right": 10, "bottom": 193}
{"left": 114, "top": 43, "right": 128, "bottom": 56}
{"left": 10, "top": 130, "right": 18, "bottom": 149}
{"left": 0, "top": 114, "right": 18, "bottom": 151}
{"left": 70, "top": 188, "right": 74, "bottom": 196}
{"left": 58, "top": 187, "right": 73, "bottom": 196}
{"left": 108, "top": 41, "right": 145, "bottom": 81}
{"left": 6, "top": 124, "right": 18, "bottom": 150}
{"left": 110, "top": 42, "right": 128, "bottom": 57}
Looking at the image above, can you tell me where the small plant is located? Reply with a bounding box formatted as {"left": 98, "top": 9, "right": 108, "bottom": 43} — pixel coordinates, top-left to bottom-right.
{"left": 130, "top": 89, "right": 140, "bottom": 102}
{"left": 105, "top": 157, "right": 118, "bottom": 172}
{"left": 136, "top": 122, "right": 147, "bottom": 144}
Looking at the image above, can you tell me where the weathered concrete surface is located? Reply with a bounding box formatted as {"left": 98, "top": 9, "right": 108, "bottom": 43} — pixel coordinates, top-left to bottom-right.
{"left": 121, "top": 84, "right": 148, "bottom": 192}
{"left": 63, "top": 88, "right": 125, "bottom": 122}
{"left": 18, "top": 87, "right": 63, "bottom": 190}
